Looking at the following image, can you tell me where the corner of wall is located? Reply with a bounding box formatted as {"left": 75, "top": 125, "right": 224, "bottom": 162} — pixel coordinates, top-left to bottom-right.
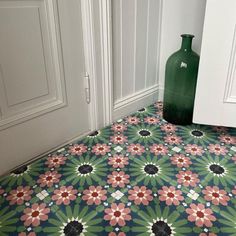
{"left": 113, "top": 84, "right": 159, "bottom": 121}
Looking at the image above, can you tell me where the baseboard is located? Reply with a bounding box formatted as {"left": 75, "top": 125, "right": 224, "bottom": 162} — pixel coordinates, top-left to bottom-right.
{"left": 113, "top": 84, "right": 159, "bottom": 121}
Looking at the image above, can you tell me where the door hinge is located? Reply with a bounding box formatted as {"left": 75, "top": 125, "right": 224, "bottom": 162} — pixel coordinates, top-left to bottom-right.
{"left": 84, "top": 72, "right": 91, "bottom": 104}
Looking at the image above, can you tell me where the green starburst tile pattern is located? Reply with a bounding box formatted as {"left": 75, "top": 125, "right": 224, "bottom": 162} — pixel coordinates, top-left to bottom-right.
{"left": 0, "top": 101, "right": 236, "bottom": 236}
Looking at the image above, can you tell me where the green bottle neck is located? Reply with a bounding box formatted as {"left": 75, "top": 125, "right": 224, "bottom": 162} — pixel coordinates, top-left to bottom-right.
{"left": 180, "top": 34, "right": 194, "bottom": 52}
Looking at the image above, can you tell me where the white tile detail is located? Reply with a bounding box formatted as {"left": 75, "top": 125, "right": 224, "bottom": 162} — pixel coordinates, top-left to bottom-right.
{"left": 41, "top": 190, "right": 49, "bottom": 197}
{"left": 114, "top": 146, "right": 123, "bottom": 153}
{"left": 172, "top": 147, "right": 181, "bottom": 152}
{"left": 57, "top": 148, "right": 65, "bottom": 153}
{"left": 187, "top": 190, "right": 199, "bottom": 200}
{"left": 111, "top": 190, "right": 124, "bottom": 200}
{"left": 231, "top": 146, "right": 236, "bottom": 152}
{"left": 36, "top": 190, "right": 49, "bottom": 200}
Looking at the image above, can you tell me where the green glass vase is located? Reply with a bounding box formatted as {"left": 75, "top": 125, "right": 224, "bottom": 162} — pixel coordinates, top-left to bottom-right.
{"left": 163, "top": 34, "right": 200, "bottom": 125}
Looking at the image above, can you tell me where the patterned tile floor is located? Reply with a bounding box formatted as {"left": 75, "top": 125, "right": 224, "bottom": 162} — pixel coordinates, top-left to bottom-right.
{"left": 0, "top": 102, "right": 236, "bottom": 236}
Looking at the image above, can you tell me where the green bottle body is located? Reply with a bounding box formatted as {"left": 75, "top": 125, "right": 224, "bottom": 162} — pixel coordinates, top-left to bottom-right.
{"left": 163, "top": 34, "right": 200, "bottom": 125}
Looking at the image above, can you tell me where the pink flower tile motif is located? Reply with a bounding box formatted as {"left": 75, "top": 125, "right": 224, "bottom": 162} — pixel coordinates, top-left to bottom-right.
{"left": 212, "top": 126, "right": 228, "bottom": 133}
{"left": 185, "top": 144, "right": 204, "bottom": 156}
{"left": 161, "top": 124, "right": 177, "bottom": 133}
{"left": 207, "top": 144, "right": 228, "bottom": 156}
{"left": 128, "top": 186, "right": 153, "bottom": 205}
{"left": 68, "top": 144, "right": 87, "bottom": 156}
{"left": 219, "top": 135, "right": 236, "bottom": 145}
{"left": 92, "top": 143, "right": 111, "bottom": 156}
{"left": 155, "top": 102, "right": 163, "bottom": 109}
{"left": 45, "top": 154, "right": 66, "bottom": 168}
{"left": 144, "top": 117, "right": 159, "bottom": 124}
{"left": 18, "top": 233, "right": 36, "bottom": 236}
{"left": 37, "top": 171, "right": 61, "bottom": 187}
{"left": 199, "top": 233, "right": 217, "bottom": 236}
{"left": 21, "top": 203, "right": 50, "bottom": 227}
{"left": 52, "top": 186, "right": 77, "bottom": 205}
{"left": 6, "top": 186, "right": 33, "bottom": 205}
{"left": 109, "top": 233, "right": 126, "bottom": 236}
{"left": 158, "top": 186, "right": 184, "bottom": 206}
{"left": 164, "top": 135, "right": 182, "bottom": 145}
{"left": 176, "top": 170, "right": 200, "bottom": 187}
{"left": 112, "top": 124, "right": 127, "bottom": 132}
{"left": 202, "top": 186, "right": 230, "bottom": 206}
{"left": 104, "top": 203, "right": 131, "bottom": 226}
{"left": 171, "top": 154, "right": 192, "bottom": 168}
{"left": 126, "top": 116, "right": 140, "bottom": 125}
{"left": 150, "top": 144, "right": 168, "bottom": 156}
{"left": 107, "top": 171, "right": 130, "bottom": 188}
{"left": 82, "top": 186, "right": 107, "bottom": 205}
{"left": 108, "top": 155, "right": 129, "bottom": 168}
{"left": 110, "top": 134, "right": 127, "bottom": 145}
{"left": 186, "top": 203, "right": 216, "bottom": 227}
{"left": 127, "top": 144, "right": 145, "bottom": 156}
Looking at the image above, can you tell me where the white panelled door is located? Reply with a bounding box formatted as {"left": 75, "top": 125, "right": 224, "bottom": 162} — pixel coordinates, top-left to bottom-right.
{"left": 0, "top": 0, "right": 92, "bottom": 174}
{"left": 193, "top": 0, "right": 236, "bottom": 127}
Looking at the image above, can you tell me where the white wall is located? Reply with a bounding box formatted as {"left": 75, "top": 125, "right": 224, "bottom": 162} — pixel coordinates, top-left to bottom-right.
{"left": 158, "top": 0, "right": 206, "bottom": 99}
{"left": 92, "top": 0, "right": 206, "bottom": 122}
{"left": 111, "top": 0, "right": 206, "bottom": 120}
{"left": 112, "top": 0, "right": 162, "bottom": 120}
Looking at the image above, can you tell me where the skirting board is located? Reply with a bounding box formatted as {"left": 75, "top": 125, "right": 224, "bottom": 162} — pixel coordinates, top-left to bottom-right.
{"left": 113, "top": 84, "right": 159, "bottom": 121}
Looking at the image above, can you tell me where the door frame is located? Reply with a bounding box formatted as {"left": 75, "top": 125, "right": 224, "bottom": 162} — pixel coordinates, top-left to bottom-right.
{"left": 81, "top": 0, "right": 165, "bottom": 125}
{"left": 81, "top": 0, "right": 113, "bottom": 128}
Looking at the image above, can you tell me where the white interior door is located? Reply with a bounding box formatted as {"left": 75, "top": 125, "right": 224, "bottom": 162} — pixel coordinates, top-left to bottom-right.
{"left": 0, "top": 0, "right": 92, "bottom": 174}
{"left": 193, "top": 0, "right": 236, "bottom": 127}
